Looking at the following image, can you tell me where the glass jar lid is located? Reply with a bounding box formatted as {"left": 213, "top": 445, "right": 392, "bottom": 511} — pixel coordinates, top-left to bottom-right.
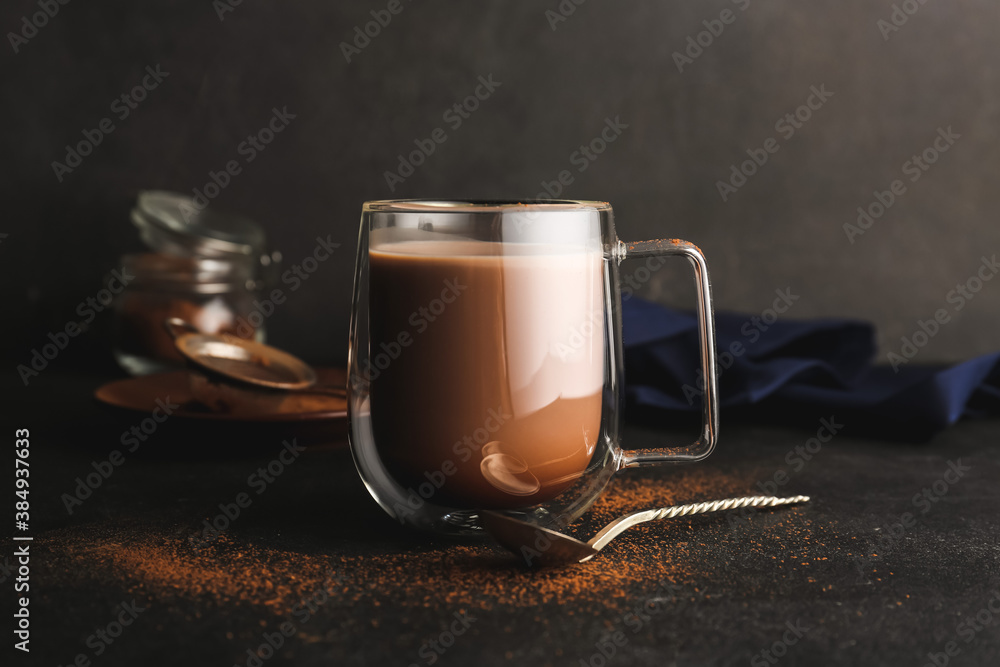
{"left": 131, "top": 190, "right": 266, "bottom": 259}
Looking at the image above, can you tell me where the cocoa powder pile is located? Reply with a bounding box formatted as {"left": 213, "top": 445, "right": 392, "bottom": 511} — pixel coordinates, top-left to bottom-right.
{"left": 37, "top": 465, "right": 858, "bottom": 620}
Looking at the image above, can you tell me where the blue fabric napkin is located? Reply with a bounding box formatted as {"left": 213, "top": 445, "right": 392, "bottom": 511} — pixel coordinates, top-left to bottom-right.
{"left": 621, "top": 298, "right": 1000, "bottom": 440}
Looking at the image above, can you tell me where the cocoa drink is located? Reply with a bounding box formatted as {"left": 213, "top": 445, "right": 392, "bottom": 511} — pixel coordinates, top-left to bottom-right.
{"left": 368, "top": 240, "right": 604, "bottom": 509}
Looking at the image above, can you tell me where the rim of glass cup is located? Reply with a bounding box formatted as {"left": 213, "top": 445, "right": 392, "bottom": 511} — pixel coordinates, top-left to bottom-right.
{"left": 362, "top": 199, "right": 612, "bottom": 213}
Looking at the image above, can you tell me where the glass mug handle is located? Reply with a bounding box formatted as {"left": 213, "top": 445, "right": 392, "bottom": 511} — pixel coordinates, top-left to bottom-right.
{"left": 614, "top": 238, "right": 720, "bottom": 467}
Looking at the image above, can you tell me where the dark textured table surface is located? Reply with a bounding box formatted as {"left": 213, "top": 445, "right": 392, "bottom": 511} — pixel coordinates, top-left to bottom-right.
{"left": 5, "top": 370, "right": 1000, "bottom": 667}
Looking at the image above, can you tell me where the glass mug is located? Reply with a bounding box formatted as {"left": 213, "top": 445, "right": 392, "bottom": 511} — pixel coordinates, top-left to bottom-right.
{"left": 348, "top": 200, "right": 718, "bottom": 535}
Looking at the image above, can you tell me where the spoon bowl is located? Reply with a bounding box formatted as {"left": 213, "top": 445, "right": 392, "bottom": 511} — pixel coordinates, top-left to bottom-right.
{"left": 164, "top": 318, "right": 344, "bottom": 396}
{"left": 481, "top": 513, "right": 599, "bottom": 565}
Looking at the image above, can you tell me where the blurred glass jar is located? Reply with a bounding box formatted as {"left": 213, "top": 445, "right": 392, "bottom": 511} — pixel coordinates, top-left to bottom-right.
{"left": 112, "top": 191, "right": 280, "bottom": 375}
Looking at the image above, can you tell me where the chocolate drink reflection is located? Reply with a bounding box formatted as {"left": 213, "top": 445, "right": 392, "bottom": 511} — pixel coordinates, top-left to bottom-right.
{"left": 369, "top": 240, "right": 604, "bottom": 509}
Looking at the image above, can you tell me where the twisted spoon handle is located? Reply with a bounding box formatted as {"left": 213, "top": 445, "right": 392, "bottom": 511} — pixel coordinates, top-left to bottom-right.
{"left": 588, "top": 495, "right": 810, "bottom": 552}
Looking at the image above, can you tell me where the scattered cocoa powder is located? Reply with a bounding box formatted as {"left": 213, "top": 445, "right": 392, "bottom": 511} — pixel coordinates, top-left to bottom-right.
{"left": 37, "top": 466, "right": 859, "bottom": 618}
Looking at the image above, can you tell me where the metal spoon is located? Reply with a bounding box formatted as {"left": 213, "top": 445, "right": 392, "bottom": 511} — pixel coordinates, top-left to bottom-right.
{"left": 482, "top": 494, "right": 810, "bottom": 566}
{"left": 164, "top": 318, "right": 345, "bottom": 397}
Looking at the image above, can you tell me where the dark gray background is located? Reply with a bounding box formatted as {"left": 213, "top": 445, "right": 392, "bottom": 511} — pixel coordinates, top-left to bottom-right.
{"left": 3, "top": 0, "right": 999, "bottom": 370}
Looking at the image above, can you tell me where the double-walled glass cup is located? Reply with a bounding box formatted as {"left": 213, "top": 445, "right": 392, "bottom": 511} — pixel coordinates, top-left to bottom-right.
{"left": 348, "top": 200, "right": 718, "bottom": 535}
